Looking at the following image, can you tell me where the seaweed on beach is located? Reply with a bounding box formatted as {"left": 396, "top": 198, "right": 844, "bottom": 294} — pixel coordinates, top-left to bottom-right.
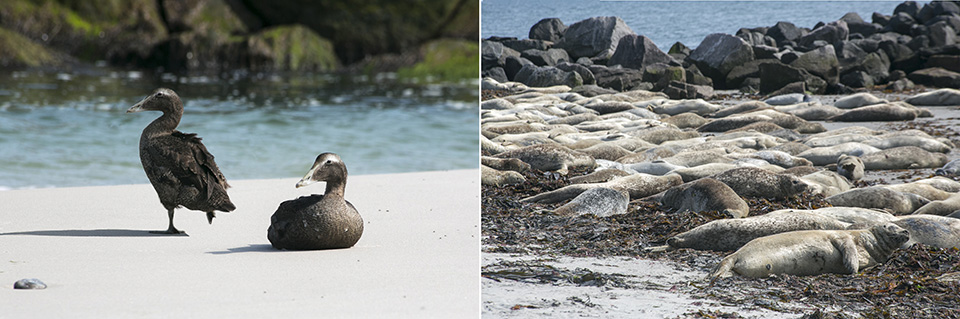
{"left": 482, "top": 167, "right": 960, "bottom": 318}
{"left": 481, "top": 259, "right": 633, "bottom": 288}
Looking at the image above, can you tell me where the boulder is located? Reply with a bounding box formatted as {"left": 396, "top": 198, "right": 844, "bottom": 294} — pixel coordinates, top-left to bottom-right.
{"left": 766, "top": 21, "right": 803, "bottom": 45}
{"left": 841, "top": 12, "right": 881, "bottom": 37}
{"left": 726, "top": 59, "right": 779, "bottom": 89}
{"left": 481, "top": 40, "right": 519, "bottom": 70}
{"left": 841, "top": 71, "right": 875, "bottom": 88}
{"left": 917, "top": 1, "right": 960, "bottom": 24}
{"left": 521, "top": 48, "right": 571, "bottom": 66}
{"left": 482, "top": 67, "right": 508, "bottom": 83}
{"left": 687, "top": 33, "right": 755, "bottom": 88}
{"left": 873, "top": 12, "right": 892, "bottom": 26}
{"left": 928, "top": 21, "right": 957, "bottom": 48}
{"left": 503, "top": 55, "right": 534, "bottom": 81}
{"left": 759, "top": 62, "right": 810, "bottom": 94}
{"left": 789, "top": 45, "right": 840, "bottom": 85}
{"left": 607, "top": 34, "right": 675, "bottom": 70}
{"left": 590, "top": 65, "right": 646, "bottom": 91}
{"left": 515, "top": 64, "right": 584, "bottom": 88}
{"left": 894, "top": 1, "right": 922, "bottom": 19}
{"left": 502, "top": 39, "right": 552, "bottom": 52}
{"left": 908, "top": 67, "right": 960, "bottom": 88}
{"left": 529, "top": 18, "right": 567, "bottom": 42}
{"left": 798, "top": 21, "right": 849, "bottom": 48}
{"left": 886, "top": 12, "right": 918, "bottom": 35}
{"left": 556, "top": 16, "right": 635, "bottom": 59}
{"left": 926, "top": 55, "right": 960, "bottom": 73}
{"left": 556, "top": 62, "right": 597, "bottom": 85}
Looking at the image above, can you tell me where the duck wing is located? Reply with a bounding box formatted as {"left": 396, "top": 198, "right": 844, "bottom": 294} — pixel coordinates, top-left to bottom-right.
{"left": 143, "top": 131, "right": 229, "bottom": 201}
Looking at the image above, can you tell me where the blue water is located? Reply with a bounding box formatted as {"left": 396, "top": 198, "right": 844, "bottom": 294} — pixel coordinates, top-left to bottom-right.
{"left": 0, "top": 68, "right": 478, "bottom": 190}
{"left": 482, "top": 0, "right": 918, "bottom": 50}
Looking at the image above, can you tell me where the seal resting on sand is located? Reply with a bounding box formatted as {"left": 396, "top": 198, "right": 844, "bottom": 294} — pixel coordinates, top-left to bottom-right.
{"left": 709, "top": 223, "right": 909, "bottom": 278}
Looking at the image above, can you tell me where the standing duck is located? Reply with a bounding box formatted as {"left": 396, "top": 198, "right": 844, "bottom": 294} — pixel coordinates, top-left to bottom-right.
{"left": 267, "top": 153, "right": 363, "bottom": 250}
{"left": 127, "top": 88, "right": 235, "bottom": 234}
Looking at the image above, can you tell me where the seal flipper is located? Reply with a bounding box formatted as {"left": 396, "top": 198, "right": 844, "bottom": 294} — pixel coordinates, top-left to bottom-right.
{"left": 838, "top": 237, "right": 860, "bottom": 274}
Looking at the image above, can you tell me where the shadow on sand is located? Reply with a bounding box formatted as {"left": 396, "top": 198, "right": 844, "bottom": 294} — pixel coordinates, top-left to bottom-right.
{"left": 207, "top": 244, "right": 278, "bottom": 255}
{"left": 0, "top": 229, "right": 186, "bottom": 237}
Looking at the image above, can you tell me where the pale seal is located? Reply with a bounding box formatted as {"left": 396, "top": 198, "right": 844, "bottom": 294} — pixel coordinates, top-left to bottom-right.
{"left": 657, "top": 178, "right": 749, "bottom": 218}
{"left": 883, "top": 183, "right": 952, "bottom": 201}
{"left": 661, "top": 113, "right": 709, "bottom": 129}
{"left": 935, "top": 158, "right": 960, "bottom": 177}
{"left": 481, "top": 156, "right": 531, "bottom": 173}
{"left": 862, "top": 135, "right": 952, "bottom": 153}
{"left": 829, "top": 102, "right": 918, "bottom": 122}
{"left": 650, "top": 99, "right": 722, "bottom": 116}
{"left": 710, "top": 167, "right": 809, "bottom": 199}
{"left": 662, "top": 209, "right": 848, "bottom": 252}
{"left": 904, "top": 88, "right": 960, "bottom": 106}
{"left": 825, "top": 186, "right": 930, "bottom": 215}
{"left": 493, "top": 144, "right": 596, "bottom": 174}
{"left": 796, "top": 142, "right": 881, "bottom": 166}
{"left": 764, "top": 93, "right": 810, "bottom": 106}
{"left": 481, "top": 165, "right": 526, "bottom": 187}
{"left": 800, "top": 170, "right": 852, "bottom": 197}
{"left": 708, "top": 100, "right": 772, "bottom": 118}
{"left": 552, "top": 187, "right": 629, "bottom": 217}
{"left": 911, "top": 193, "right": 960, "bottom": 216}
{"left": 709, "top": 223, "right": 909, "bottom": 278}
{"left": 568, "top": 168, "right": 632, "bottom": 184}
{"left": 669, "top": 163, "right": 738, "bottom": 183}
{"left": 833, "top": 92, "right": 887, "bottom": 109}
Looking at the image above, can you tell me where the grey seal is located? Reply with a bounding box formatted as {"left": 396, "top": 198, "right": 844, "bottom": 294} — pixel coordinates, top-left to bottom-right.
{"left": 860, "top": 146, "right": 948, "bottom": 170}
{"left": 669, "top": 163, "right": 738, "bottom": 183}
{"left": 522, "top": 173, "right": 683, "bottom": 204}
{"left": 481, "top": 156, "right": 531, "bottom": 173}
{"left": 935, "top": 158, "right": 960, "bottom": 176}
{"left": 829, "top": 102, "right": 918, "bottom": 122}
{"left": 893, "top": 215, "right": 960, "bottom": 249}
{"left": 836, "top": 154, "right": 864, "bottom": 181}
{"left": 709, "top": 223, "right": 909, "bottom": 278}
{"left": 796, "top": 142, "right": 880, "bottom": 166}
{"left": 268, "top": 153, "right": 363, "bottom": 250}
{"left": 658, "top": 178, "right": 749, "bottom": 218}
{"left": 911, "top": 193, "right": 960, "bottom": 216}
{"left": 493, "top": 144, "right": 596, "bottom": 174}
{"left": 833, "top": 92, "right": 887, "bottom": 109}
{"left": 553, "top": 187, "right": 629, "bottom": 217}
{"left": 568, "top": 168, "right": 633, "bottom": 184}
{"left": 904, "top": 88, "right": 960, "bottom": 106}
{"left": 800, "top": 170, "right": 852, "bottom": 197}
{"left": 662, "top": 209, "right": 848, "bottom": 252}
{"left": 825, "top": 186, "right": 930, "bottom": 215}
{"left": 710, "top": 167, "right": 809, "bottom": 199}
{"left": 662, "top": 113, "right": 709, "bottom": 129}
{"left": 883, "top": 183, "right": 952, "bottom": 201}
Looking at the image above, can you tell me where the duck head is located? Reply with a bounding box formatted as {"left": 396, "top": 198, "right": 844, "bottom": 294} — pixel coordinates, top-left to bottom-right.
{"left": 127, "top": 88, "right": 181, "bottom": 113}
{"left": 296, "top": 153, "right": 348, "bottom": 188}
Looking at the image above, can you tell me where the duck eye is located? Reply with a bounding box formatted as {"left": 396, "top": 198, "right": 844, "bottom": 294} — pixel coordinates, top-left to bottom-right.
{"left": 155, "top": 92, "right": 163, "bottom": 97}
{"left": 325, "top": 160, "right": 332, "bottom": 165}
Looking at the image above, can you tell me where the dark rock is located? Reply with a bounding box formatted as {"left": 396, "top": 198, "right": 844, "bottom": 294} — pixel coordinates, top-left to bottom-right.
{"left": 880, "top": 40, "right": 923, "bottom": 73}
{"left": 556, "top": 16, "right": 635, "bottom": 59}
{"left": 14, "top": 278, "right": 46, "bottom": 289}
{"left": 482, "top": 67, "right": 508, "bottom": 83}
{"left": 485, "top": 36, "right": 517, "bottom": 42}
{"left": 774, "top": 50, "right": 800, "bottom": 64}
{"left": 685, "top": 65, "right": 713, "bottom": 86}
{"left": 760, "top": 62, "right": 805, "bottom": 94}
{"left": 889, "top": 69, "right": 908, "bottom": 81}
{"left": 789, "top": 45, "right": 840, "bottom": 85}
{"left": 926, "top": 55, "right": 960, "bottom": 73}
{"left": 726, "top": 59, "right": 780, "bottom": 89}
{"left": 855, "top": 38, "right": 881, "bottom": 52}
{"left": 663, "top": 81, "right": 713, "bottom": 100}
{"left": 917, "top": 1, "right": 960, "bottom": 24}
{"left": 687, "top": 33, "right": 754, "bottom": 88}
{"left": 521, "top": 48, "right": 571, "bottom": 66}
{"left": 556, "top": 62, "right": 597, "bottom": 85}
{"left": 576, "top": 57, "right": 594, "bottom": 65}
{"left": 767, "top": 21, "right": 803, "bottom": 45}
{"left": 529, "top": 18, "right": 567, "bottom": 42}
{"left": 738, "top": 31, "right": 776, "bottom": 47}
{"left": 926, "top": 15, "right": 960, "bottom": 33}
{"left": 652, "top": 65, "right": 686, "bottom": 91}
{"left": 841, "top": 12, "right": 881, "bottom": 37}
{"left": 841, "top": 70, "right": 875, "bottom": 88}
{"left": 607, "top": 34, "right": 675, "bottom": 70}
{"left": 860, "top": 51, "right": 892, "bottom": 82}
{"left": 886, "top": 77, "right": 916, "bottom": 91}
{"left": 589, "top": 64, "right": 646, "bottom": 91}
{"left": 895, "top": 1, "right": 922, "bottom": 18}
{"left": 571, "top": 84, "right": 617, "bottom": 97}
{"left": 908, "top": 67, "right": 960, "bottom": 88}
{"left": 838, "top": 41, "right": 869, "bottom": 71}
{"left": 928, "top": 21, "right": 957, "bottom": 48}
{"left": 669, "top": 42, "right": 691, "bottom": 56}
{"left": 502, "top": 39, "right": 552, "bottom": 52}
{"left": 873, "top": 12, "right": 892, "bottom": 26}
{"left": 911, "top": 24, "right": 930, "bottom": 37}
{"left": 517, "top": 65, "right": 584, "bottom": 88}
{"left": 740, "top": 77, "right": 762, "bottom": 94}
{"left": 753, "top": 45, "right": 779, "bottom": 59}
{"left": 482, "top": 41, "right": 519, "bottom": 70}
{"left": 798, "top": 21, "right": 849, "bottom": 48}
{"left": 504, "top": 55, "right": 534, "bottom": 81}
{"left": 767, "top": 81, "right": 808, "bottom": 97}
{"left": 886, "top": 12, "right": 918, "bottom": 34}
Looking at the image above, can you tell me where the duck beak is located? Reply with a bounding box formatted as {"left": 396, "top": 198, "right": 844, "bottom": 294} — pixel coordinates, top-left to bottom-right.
{"left": 295, "top": 165, "right": 320, "bottom": 188}
{"left": 126, "top": 99, "right": 145, "bottom": 113}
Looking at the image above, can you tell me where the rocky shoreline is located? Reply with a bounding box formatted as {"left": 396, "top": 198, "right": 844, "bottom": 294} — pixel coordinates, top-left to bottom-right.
{"left": 481, "top": 1, "right": 959, "bottom": 99}
{"left": 0, "top": 0, "right": 478, "bottom": 77}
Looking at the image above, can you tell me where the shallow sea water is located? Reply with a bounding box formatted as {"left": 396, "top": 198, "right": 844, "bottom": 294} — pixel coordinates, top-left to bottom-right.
{"left": 0, "top": 68, "right": 478, "bottom": 189}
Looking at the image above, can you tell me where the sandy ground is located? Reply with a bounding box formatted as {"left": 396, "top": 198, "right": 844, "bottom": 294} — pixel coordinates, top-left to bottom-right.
{"left": 0, "top": 169, "right": 479, "bottom": 318}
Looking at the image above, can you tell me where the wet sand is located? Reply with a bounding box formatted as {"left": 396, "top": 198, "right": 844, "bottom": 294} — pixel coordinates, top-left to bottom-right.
{"left": 0, "top": 169, "right": 479, "bottom": 317}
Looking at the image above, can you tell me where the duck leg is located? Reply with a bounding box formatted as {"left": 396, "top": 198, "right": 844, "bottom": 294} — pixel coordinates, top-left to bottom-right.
{"left": 150, "top": 208, "right": 185, "bottom": 235}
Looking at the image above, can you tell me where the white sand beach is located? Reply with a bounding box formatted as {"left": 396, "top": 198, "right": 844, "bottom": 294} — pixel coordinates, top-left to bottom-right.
{"left": 0, "top": 169, "right": 479, "bottom": 318}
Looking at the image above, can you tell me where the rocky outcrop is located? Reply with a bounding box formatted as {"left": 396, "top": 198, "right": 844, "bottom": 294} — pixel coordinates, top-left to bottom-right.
{"left": 555, "top": 16, "right": 635, "bottom": 60}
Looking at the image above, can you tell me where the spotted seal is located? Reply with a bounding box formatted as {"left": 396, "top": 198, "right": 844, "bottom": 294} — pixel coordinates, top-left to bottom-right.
{"left": 660, "top": 209, "right": 848, "bottom": 252}
{"left": 836, "top": 154, "right": 864, "bottom": 181}
{"left": 710, "top": 167, "right": 809, "bottom": 199}
{"left": 552, "top": 187, "right": 629, "bottom": 217}
{"left": 657, "top": 178, "right": 749, "bottom": 218}
{"left": 826, "top": 186, "right": 930, "bottom": 215}
{"left": 521, "top": 173, "right": 683, "bottom": 204}
{"left": 493, "top": 144, "right": 596, "bottom": 174}
{"left": 709, "top": 223, "right": 909, "bottom": 278}
{"left": 892, "top": 215, "right": 960, "bottom": 249}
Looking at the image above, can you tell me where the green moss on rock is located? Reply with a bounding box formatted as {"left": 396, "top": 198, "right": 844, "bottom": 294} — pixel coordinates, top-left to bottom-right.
{"left": 398, "top": 39, "right": 478, "bottom": 81}
{"left": 0, "top": 27, "right": 63, "bottom": 67}
{"left": 248, "top": 25, "right": 339, "bottom": 72}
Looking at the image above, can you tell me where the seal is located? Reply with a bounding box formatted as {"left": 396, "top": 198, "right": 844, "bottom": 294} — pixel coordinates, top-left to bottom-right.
{"left": 829, "top": 102, "right": 919, "bottom": 122}
{"left": 861, "top": 146, "right": 948, "bottom": 170}
{"left": 911, "top": 193, "right": 960, "bottom": 216}
{"left": 669, "top": 163, "right": 738, "bottom": 182}
{"left": 658, "top": 178, "right": 750, "bottom": 218}
{"left": 904, "top": 88, "right": 960, "bottom": 106}
{"left": 522, "top": 173, "right": 683, "bottom": 204}
{"left": 709, "top": 223, "right": 909, "bottom": 278}
{"left": 493, "top": 144, "right": 596, "bottom": 174}
{"left": 800, "top": 170, "right": 852, "bottom": 197}
{"left": 662, "top": 112, "right": 709, "bottom": 129}
{"left": 568, "top": 168, "right": 632, "bottom": 184}
{"left": 578, "top": 143, "right": 634, "bottom": 161}
{"left": 808, "top": 207, "right": 897, "bottom": 225}
{"left": 836, "top": 154, "right": 864, "bottom": 181}
{"left": 862, "top": 135, "right": 952, "bottom": 153}
{"left": 893, "top": 215, "right": 960, "bottom": 249}
{"left": 883, "top": 183, "right": 952, "bottom": 201}
{"left": 624, "top": 160, "right": 684, "bottom": 175}
{"left": 268, "top": 153, "right": 363, "bottom": 250}
{"left": 770, "top": 141, "right": 811, "bottom": 156}
{"left": 825, "top": 186, "right": 930, "bottom": 215}
{"left": 481, "top": 156, "right": 531, "bottom": 173}
{"left": 764, "top": 93, "right": 810, "bottom": 106}
{"left": 481, "top": 134, "right": 509, "bottom": 155}
{"left": 914, "top": 176, "right": 960, "bottom": 193}
{"left": 833, "top": 92, "right": 887, "bottom": 109}
{"left": 710, "top": 167, "right": 809, "bottom": 199}
{"left": 936, "top": 158, "right": 960, "bottom": 177}
{"left": 552, "top": 187, "right": 629, "bottom": 217}
{"left": 796, "top": 142, "right": 880, "bottom": 166}
{"left": 781, "top": 103, "right": 844, "bottom": 121}
{"left": 662, "top": 209, "right": 848, "bottom": 252}
{"left": 650, "top": 99, "right": 722, "bottom": 116}
{"left": 481, "top": 165, "right": 526, "bottom": 187}
{"left": 661, "top": 149, "right": 734, "bottom": 167}
{"left": 491, "top": 132, "right": 555, "bottom": 147}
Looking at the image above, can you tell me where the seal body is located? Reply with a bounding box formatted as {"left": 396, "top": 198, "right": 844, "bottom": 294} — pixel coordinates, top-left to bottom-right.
{"left": 666, "top": 210, "right": 848, "bottom": 252}
{"left": 710, "top": 223, "right": 909, "bottom": 278}
{"left": 659, "top": 178, "right": 749, "bottom": 218}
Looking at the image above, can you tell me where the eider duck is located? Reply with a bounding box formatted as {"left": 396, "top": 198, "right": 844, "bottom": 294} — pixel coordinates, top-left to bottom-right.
{"left": 127, "top": 88, "right": 235, "bottom": 234}
{"left": 267, "top": 153, "right": 363, "bottom": 250}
